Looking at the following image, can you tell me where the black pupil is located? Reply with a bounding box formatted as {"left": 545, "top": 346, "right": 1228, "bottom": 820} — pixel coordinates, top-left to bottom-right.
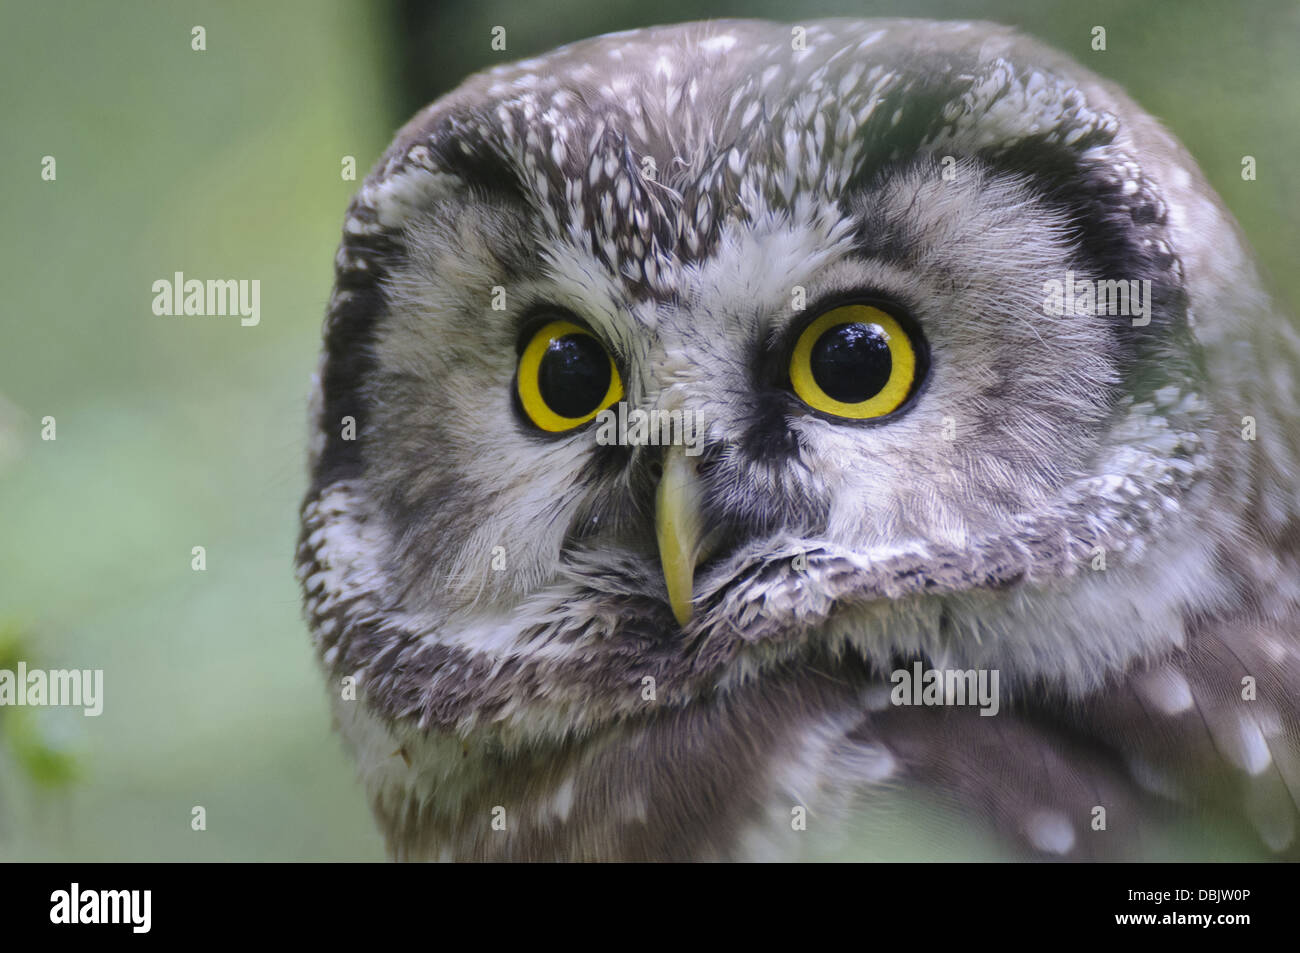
{"left": 810, "top": 322, "right": 893, "bottom": 403}
{"left": 538, "top": 333, "right": 610, "bottom": 418}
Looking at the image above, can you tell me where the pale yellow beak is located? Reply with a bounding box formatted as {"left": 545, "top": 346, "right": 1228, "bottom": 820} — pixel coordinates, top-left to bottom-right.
{"left": 655, "top": 444, "right": 707, "bottom": 626}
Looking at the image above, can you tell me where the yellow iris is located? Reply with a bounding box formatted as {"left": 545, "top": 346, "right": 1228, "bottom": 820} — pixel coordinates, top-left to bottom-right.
{"left": 789, "top": 304, "right": 917, "bottom": 419}
{"left": 516, "top": 320, "right": 623, "bottom": 432}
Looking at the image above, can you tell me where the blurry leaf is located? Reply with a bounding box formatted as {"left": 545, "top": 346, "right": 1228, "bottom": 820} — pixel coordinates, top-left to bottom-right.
{"left": 7, "top": 710, "right": 80, "bottom": 790}
{"left": 0, "top": 621, "right": 81, "bottom": 790}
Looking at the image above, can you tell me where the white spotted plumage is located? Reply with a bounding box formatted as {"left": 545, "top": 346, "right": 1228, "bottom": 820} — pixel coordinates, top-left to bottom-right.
{"left": 299, "top": 18, "right": 1300, "bottom": 861}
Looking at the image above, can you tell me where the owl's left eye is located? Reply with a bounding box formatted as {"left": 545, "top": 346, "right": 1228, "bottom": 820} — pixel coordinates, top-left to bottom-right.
{"left": 788, "top": 304, "right": 925, "bottom": 420}
{"left": 516, "top": 319, "right": 624, "bottom": 432}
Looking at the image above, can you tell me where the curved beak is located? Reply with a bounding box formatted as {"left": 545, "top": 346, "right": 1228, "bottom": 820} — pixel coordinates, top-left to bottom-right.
{"left": 655, "top": 444, "right": 707, "bottom": 626}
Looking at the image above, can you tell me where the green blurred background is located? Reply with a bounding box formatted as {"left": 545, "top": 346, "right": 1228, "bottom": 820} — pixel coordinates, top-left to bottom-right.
{"left": 0, "top": 0, "right": 1295, "bottom": 861}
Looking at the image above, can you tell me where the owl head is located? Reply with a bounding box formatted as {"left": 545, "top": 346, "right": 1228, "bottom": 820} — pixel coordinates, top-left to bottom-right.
{"left": 299, "top": 18, "right": 1299, "bottom": 758}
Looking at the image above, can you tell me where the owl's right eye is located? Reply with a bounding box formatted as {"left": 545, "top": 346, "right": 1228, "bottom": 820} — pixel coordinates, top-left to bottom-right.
{"left": 516, "top": 319, "right": 624, "bottom": 432}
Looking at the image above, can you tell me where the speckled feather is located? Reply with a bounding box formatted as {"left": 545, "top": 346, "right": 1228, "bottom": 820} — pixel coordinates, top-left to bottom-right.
{"left": 299, "top": 18, "right": 1300, "bottom": 860}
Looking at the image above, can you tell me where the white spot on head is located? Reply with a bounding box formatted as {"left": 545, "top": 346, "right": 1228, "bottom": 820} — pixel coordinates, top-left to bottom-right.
{"left": 1233, "top": 715, "right": 1272, "bottom": 776}
{"left": 1261, "top": 637, "right": 1289, "bottom": 664}
{"left": 549, "top": 775, "right": 576, "bottom": 821}
{"left": 1025, "top": 810, "right": 1075, "bottom": 855}
{"left": 1137, "top": 666, "right": 1193, "bottom": 715}
{"left": 699, "top": 34, "right": 737, "bottom": 54}
{"left": 851, "top": 743, "right": 897, "bottom": 782}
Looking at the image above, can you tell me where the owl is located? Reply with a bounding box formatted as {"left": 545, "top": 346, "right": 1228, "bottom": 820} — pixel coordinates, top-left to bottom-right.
{"left": 297, "top": 18, "right": 1300, "bottom": 861}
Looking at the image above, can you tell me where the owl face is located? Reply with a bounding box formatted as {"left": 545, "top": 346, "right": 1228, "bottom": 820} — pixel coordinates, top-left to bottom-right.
{"left": 300, "top": 18, "right": 1298, "bottom": 825}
